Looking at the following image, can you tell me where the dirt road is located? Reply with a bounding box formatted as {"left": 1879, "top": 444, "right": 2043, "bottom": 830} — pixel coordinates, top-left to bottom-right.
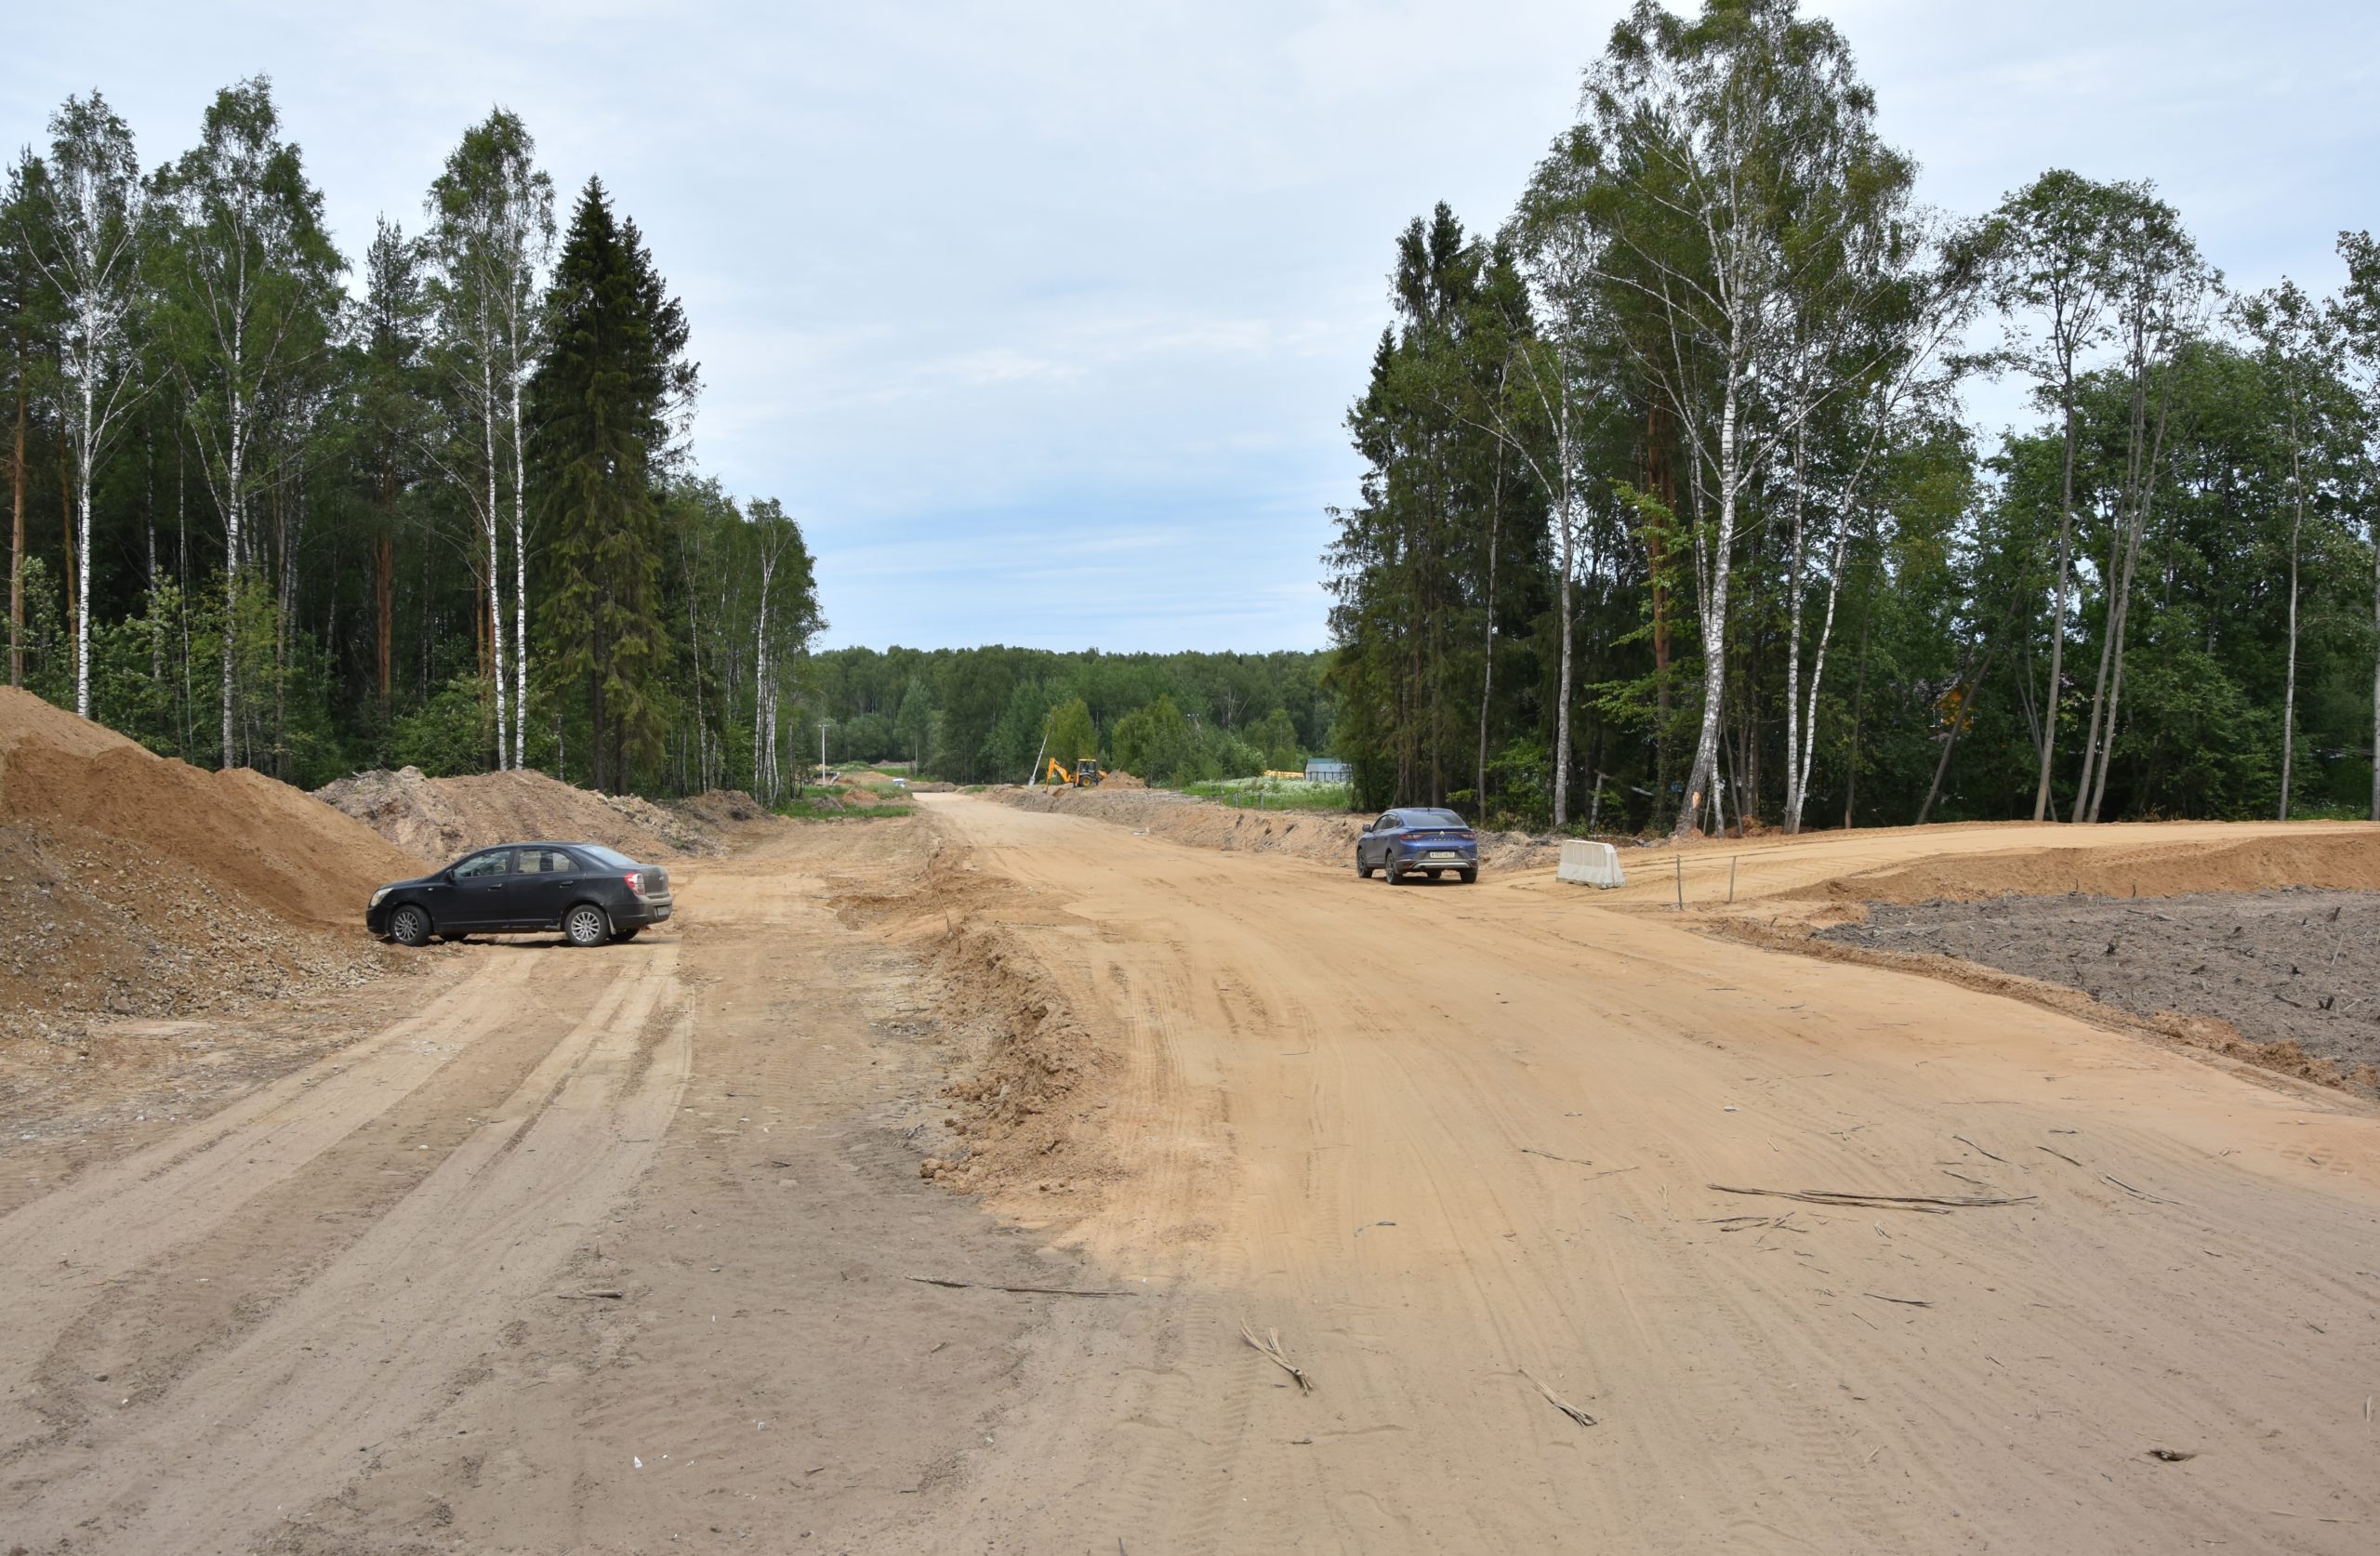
{"left": 882, "top": 798, "right": 2380, "bottom": 1554}
{"left": 1, "top": 825, "right": 1091, "bottom": 1555}
{"left": 4, "top": 800, "right": 2376, "bottom": 1553}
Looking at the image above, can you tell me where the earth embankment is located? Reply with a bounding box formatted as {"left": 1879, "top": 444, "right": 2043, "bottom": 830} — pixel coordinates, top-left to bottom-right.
{"left": 314, "top": 765, "right": 767, "bottom": 861}
{"left": 0, "top": 688, "right": 429, "bottom": 1040}
{"left": 1819, "top": 888, "right": 2380, "bottom": 1085}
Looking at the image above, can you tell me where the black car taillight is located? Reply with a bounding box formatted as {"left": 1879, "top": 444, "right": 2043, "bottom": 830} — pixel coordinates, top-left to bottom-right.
{"left": 624, "top": 871, "right": 644, "bottom": 896}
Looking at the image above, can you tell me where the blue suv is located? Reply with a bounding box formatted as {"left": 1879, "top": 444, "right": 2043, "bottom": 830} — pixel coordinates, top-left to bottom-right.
{"left": 1355, "top": 808, "right": 1480, "bottom": 885}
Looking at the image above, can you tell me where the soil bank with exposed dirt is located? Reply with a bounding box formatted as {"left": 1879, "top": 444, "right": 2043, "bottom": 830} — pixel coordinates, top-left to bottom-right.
{"left": 0, "top": 688, "right": 430, "bottom": 1044}
{"left": 313, "top": 765, "right": 763, "bottom": 862}
{"left": 1820, "top": 888, "right": 2380, "bottom": 1082}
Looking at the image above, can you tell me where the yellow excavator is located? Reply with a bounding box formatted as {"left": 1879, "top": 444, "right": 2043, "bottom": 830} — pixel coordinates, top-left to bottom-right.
{"left": 1044, "top": 757, "right": 1106, "bottom": 787}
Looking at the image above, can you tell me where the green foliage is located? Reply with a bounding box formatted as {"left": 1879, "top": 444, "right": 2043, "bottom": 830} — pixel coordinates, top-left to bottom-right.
{"left": 530, "top": 178, "right": 691, "bottom": 791}
{"left": 1250, "top": 706, "right": 1301, "bottom": 770}
{"left": 391, "top": 675, "right": 497, "bottom": 777}
{"left": 1044, "top": 697, "right": 1097, "bottom": 768}
{"left": 1182, "top": 777, "right": 1351, "bottom": 811}
{"left": 1110, "top": 693, "right": 1193, "bottom": 784}
{"left": 1320, "top": 0, "right": 2380, "bottom": 835}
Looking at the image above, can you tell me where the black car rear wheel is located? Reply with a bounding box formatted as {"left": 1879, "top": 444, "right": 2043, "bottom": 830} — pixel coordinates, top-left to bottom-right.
{"left": 563, "top": 903, "right": 610, "bottom": 947}
{"left": 390, "top": 904, "right": 431, "bottom": 948}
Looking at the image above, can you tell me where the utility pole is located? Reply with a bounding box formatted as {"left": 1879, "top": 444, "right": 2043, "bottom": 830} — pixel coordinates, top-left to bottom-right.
{"left": 817, "top": 720, "right": 831, "bottom": 784}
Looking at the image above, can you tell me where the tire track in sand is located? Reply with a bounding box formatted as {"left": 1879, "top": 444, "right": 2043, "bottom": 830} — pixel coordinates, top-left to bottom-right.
{"left": 0, "top": 955, "right": 540, "bottom": 1458}
{"left": 5, "top": 943, "right": 693, "bottom": 1554}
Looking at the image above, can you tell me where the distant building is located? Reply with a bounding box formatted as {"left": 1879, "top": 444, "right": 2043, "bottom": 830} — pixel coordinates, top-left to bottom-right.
{"left": 1304, "top": 758, "right": 1352, "bottom": 784}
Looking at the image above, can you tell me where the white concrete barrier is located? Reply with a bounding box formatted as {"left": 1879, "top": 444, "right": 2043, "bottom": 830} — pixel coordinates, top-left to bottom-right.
{"left": 1557, "top": 839, "right": 1625, "bottom": 889}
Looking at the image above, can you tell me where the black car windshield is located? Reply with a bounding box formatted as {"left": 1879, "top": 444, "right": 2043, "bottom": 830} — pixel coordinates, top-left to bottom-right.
{"left": 1410, "top": 809, "right": 1469, "bottom": 827}
{"left": 577, "top": 844, "right": 639, "bottom": 869}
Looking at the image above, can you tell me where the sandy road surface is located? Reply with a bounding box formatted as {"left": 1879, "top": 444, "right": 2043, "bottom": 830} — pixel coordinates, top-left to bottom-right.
{"left": 892, "top": 797, "right": 2380, "bottom": 1554}
{"left": 6, "top": 804, "right": 2377, "bottom": 1554}
{"left": 1, "top": 825, "right": 1092, "bottom": 1555}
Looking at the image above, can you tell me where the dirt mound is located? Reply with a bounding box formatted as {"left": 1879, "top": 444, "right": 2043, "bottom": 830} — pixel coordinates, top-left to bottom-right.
{"left": 2, "top": 691, "right": 427, "bottom": 927}
{"left": 998, "top": 784, "right": 1557, "bottom": 871}
{"left": 315, "top": 767, "right": 725, "bottom": 863}
{"left": 0, "top": 688, "right": 427, "bottom": 1036}
{"left": 675, "top": 788, "right": 771, "bottom": 829}
{"left": 1098, "top": 770, "right": 1147, "bottom": 790}
{"left": 1793, "top": 828, "right": 2380, "bottom": 905}
{"left": 836, "top": 830, "right": 1118, "bottom": 1200}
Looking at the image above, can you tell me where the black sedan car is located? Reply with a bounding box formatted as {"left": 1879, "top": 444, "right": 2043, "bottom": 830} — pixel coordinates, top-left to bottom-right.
{"left": 1355, "top": 808, "right": 1479, "bottom": 884}
{"left": 367, "top": 841, "right": 673, "bottom": 947}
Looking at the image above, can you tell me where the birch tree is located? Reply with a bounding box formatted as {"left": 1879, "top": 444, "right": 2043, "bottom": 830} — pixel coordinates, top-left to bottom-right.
{"left": 21, "top": 92, "right": 149, "bottom": 719}
{"left": 2237, "top": 281, "right": 2339, "bottom": 821}
{"left": 151, "top": 77, "right": 341, "bottom": 769}
{"left": 1772, "top": 209, "right": 1980, "bottom": 833}
{"left": 2068, "top": 198, "right": 2206, "bottom": 823}
{"left": 1979, "top": 171, "right": 2129, "bottom": 822}
{"left": 1570, "top": 0, "right": 1913, "bottom": 836}
{"left": 426, "top": 111, "right": 555, "bottom": 771}
{"left": 1503, "top": 162, "right": 1613, "bottom": 826}
{"left": 745, "top": 496, "right": 817, "bottom": 805}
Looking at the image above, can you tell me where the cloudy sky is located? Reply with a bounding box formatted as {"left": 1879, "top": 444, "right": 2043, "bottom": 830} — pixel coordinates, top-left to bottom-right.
{"left": 8, "top": 2, "right": 2375, "bottom": 652}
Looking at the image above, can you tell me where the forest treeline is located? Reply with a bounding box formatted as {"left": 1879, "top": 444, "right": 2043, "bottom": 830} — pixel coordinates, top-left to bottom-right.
{"left": 3, "top": 80, "right": 822, "bottom": 798}
{"left": 1328, "top": 0, "right": 2380, "bottom": 833}
{"left": 802, "top": 645, "right": 1332, "bottom": 785}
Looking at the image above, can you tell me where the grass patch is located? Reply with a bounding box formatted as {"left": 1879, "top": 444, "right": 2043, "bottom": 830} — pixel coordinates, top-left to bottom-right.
{"left": 1181, "top": 778, "right": 1354, "bottom": 812}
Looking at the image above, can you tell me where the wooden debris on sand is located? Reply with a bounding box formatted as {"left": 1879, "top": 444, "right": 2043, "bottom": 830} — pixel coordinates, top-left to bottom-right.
{"left": 908, "top": 1275, "right": 1139, "bottom": 1298}
{"left": 1240, "top": 1323, "right": 1314, "bottom": 1391}
{"left": 1707, "top": 1183, "right": 2035, "bottom": 1213}
{"left": 1520, "top": 1367, "right": 1600, "bottom": 1427}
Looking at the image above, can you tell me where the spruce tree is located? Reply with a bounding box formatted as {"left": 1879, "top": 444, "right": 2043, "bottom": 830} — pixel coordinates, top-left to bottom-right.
{"left": 529, "top": 178, "right": 694, "bottom": 792}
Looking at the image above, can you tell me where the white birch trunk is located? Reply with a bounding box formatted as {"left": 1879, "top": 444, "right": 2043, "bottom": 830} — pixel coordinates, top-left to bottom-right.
{"left": 1794, "top": 556, "right": 1844, "bottom": 832}
{"left": 753, "top": 550, "right": 775, "bottom": 801}
{"left": 1782, "top": 418, "right": 1806, "bottom": 832}
{"left": 221, "top": 374, "right": 242, "bottom": 769}
{"left": 2281, "top": 468, "right": 2303, "bottom": 822}
{"left": 509, "top": 367, "right": 528, "bottom": 770}
{"left": 1675, "top": 363, "right": 1739, "bottom": 837}
{"left": 2031, "top": 371, "right": 2081, "bottom": 823}
{"left": 75, "top": 378, "right": 93, "bottom": 719}
{"left": 1553, "top": 495, "right": 1575, "bottom": 829}
{"left": 482, "top": 349, "right": 508, "bottom": 771}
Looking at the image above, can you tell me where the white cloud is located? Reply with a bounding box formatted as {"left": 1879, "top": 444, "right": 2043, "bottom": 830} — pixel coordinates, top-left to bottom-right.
{"left": 8, "top": 1, "right": 2375, "bottom": 650}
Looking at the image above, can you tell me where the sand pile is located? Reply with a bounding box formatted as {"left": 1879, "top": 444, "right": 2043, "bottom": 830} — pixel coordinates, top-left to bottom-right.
{"left": 1000, "top": 784, "right": 1557, "bottom": 871}
{"left": 315, "top": 767, "right": 731, "bottom": 862}
{"left": 1794, "top": 828, "right": 2380, "bottom": 906}
{"left": 676, "top": 788, "right": 772, "bottom": 830}
{"left": 0, "top": 688, "right": 429, "bottom": 1036}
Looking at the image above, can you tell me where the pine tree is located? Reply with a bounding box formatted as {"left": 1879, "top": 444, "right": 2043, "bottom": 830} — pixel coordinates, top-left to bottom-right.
{"left": 528, "top": 178, "right": 694, "bottom": 792}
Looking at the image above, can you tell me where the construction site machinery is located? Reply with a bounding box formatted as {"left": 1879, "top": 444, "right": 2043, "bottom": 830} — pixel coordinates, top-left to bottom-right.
{"left": 1044, "top": 757, "right": 1106, "bottom": 787}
